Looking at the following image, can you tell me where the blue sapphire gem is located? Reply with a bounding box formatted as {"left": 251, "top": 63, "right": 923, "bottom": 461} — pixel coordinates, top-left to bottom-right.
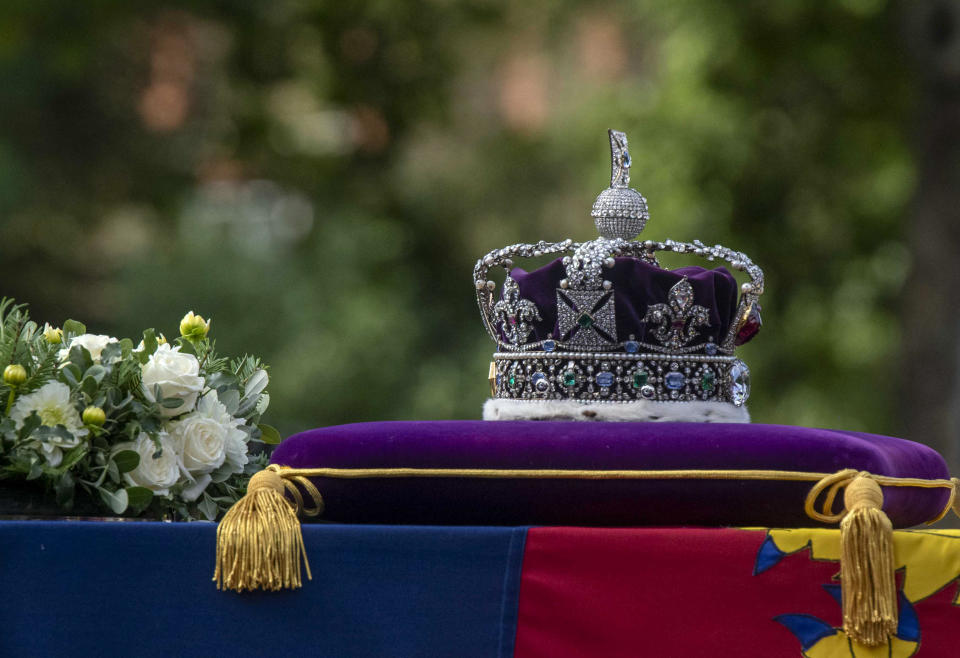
{"left": 665, "top": 371, "right": 685, "bottom": 390}
{"left": 624, "top": 340, "right": 639, "bottom": 354}
{"left": 543, "top": 340, "right": 556, "bottom": 352}
{"left": 596, "top": 372, "right": 615, "bottom": 387}
{"left": 531, "top": 372, "right": 549, "bottom": 393}
{"left": 705, "top": 342, "right": 718, "bottom": 355}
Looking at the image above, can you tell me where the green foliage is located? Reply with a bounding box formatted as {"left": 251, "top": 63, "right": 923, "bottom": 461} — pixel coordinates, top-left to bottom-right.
{"left": 0, "top": 1, "right": 918, "bottom": 438}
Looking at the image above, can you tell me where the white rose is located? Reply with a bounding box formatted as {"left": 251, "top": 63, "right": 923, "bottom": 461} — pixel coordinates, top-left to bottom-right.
{"left": 9, "top": 381, "right": 87, "bottom": 467}
{"left": 223, "top": 427, "right": 249, "bottom": 475}
{"left": 201, "top": 390, "right": 248, "bottom": 474}
{"left": 141, "top": 344, "right": 204, "bottom": 417}
{"left": 183, "top": 390, "right": 248, "bottom": 476}
{"left": 59, "top": 334, "right": 118, "bottom": 362}
{"left": 116, "top": 432, "right": 181, "bottom": 496}
{"left": 169, "top": 412, "right": 227, "bottom": 475}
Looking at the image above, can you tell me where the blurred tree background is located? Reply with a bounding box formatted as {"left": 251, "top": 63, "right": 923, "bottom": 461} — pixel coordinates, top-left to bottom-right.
{"left": 0, "top": 1, "right": 956, "bottom": 467}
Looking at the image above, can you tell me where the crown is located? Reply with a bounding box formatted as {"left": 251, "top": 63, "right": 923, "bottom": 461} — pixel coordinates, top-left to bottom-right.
{"left": 475, "top": 130, "right": 764, "bottom": 422}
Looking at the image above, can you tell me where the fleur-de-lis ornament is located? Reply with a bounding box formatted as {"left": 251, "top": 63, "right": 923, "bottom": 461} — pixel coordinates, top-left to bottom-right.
{"left": 492, "top": 276, "right": 542, "bottom": 346}
{"left": 643, "top": 277, "right": 710, "bottom": 349}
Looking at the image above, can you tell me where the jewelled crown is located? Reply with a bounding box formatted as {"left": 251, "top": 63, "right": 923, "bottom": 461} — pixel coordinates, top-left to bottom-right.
{"left": 475, "top": 130, "right": 764, "bottom": 422}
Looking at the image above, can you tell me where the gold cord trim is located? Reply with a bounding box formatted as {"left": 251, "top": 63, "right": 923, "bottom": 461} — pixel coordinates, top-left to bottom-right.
{"left": 270, "top": 464, "right": 956, "bottom": 525}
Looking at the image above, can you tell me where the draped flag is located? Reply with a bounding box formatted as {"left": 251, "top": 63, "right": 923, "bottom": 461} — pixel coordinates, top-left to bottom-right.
{"left": 2, "top": 522, "right": 959, "bottom": 657}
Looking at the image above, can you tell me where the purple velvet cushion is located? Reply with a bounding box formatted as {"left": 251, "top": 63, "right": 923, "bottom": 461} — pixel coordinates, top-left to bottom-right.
{"left": 270, "top": 421, "right": 950, "bottom": 528}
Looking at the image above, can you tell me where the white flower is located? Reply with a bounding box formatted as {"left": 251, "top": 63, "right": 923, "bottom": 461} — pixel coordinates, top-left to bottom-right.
{"left": 9, "top": 381, "right": 87, "bottom": 467}
{"left": 58, "top": 334, "right": 118, "bottom": 362}
{"left": 115, "top": 432, "right": 181, "bottom": 496}
{"left": 171, "top": 390, "right": 248, "bottom": 477}
{"left": 168, "top": 406, "right": 227, "bottom": 476}
{"left": 141, "top": 344, "right": 204, "bottom": 417}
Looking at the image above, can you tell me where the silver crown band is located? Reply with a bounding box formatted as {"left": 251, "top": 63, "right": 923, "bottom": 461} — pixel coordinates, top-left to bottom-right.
{"left": 492, "top": 352, "right": 750, "bottom": 406}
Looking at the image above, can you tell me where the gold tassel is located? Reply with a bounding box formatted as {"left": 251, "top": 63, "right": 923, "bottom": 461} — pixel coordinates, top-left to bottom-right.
{"left": 840, "top": 474, "right": 897, "bottom": 647}
{"left": 213, "top": 468, "right": 312, "bottom": 592}
{"left": 952, "top": 478, "right": 960, "bottom": 518}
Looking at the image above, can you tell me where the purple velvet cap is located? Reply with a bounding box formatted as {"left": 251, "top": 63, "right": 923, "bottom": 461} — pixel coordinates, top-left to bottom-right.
{"left": 271, "top": 421, "right": 950, "bottom": 528}
{"left": 503, "top": 258, "right": 738, "bottom": 347}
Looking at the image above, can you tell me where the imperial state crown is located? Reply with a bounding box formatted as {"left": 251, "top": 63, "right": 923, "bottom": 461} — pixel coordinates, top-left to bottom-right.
{"left": 475, "top": 130, "right": 763, "bottom": 422}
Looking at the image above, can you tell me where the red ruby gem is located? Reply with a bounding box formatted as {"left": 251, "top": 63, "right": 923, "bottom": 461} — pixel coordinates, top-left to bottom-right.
{"left": 509, "top": 316, "right": 517, "bottom": 325}
{"left": 735, "top": 304, "right": 762, "bottom": 345}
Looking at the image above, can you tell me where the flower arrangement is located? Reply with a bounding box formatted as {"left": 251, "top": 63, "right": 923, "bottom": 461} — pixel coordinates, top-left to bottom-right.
{"left": 0, "top": 300, "right": 279, "bottom": 520}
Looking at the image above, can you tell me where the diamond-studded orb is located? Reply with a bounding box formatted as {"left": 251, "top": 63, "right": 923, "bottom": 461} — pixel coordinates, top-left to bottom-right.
{"left": 591, "top": 187, "right": 649, "bottom": 240}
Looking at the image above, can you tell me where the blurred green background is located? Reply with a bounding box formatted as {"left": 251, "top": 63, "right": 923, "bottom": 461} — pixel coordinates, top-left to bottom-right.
{"left": 0, "top": 1, "right": 957, "bottom": 467}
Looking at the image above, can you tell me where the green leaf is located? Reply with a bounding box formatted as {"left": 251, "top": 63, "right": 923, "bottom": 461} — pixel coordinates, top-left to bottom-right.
{"left": 59, "top": 363, "right": 81, "bottom": 388}
{"left": 234, "top": 395, "right": 259, "bottom": 419}
{"left": 125, "top": 487, "right": 153, "bottom": 515}
{"left": 83, "top": 364, "right": 107, "bottom": 383}
{"left": 256, "top": 392, "right": 270, "bottom": 416}
{"left": 21, "top": 320, "right": 37, "bottom": 340}
{"left": 98, "top": 487, "right": 129, "bottom": 514}
{"left": 26, "top": 458, "right": 43, "bottom": 480}
{"left": 55, "top": 472, "right": 75, "bottom": 510}
{"left": 106, "top": 459, "right": 120, "bottom": 483}
{"left": 176, "top": 338, "right": 197, "bottom": 356}
{"left": 18, "top": 411, "right": 41, "bottom": 439}
{"left": 219, "top": 389, "right": 240, "bottom": 415}
{"left": 113, "top": 450, "right": 140, "bottom": 474}
{"left": 62, "top": 319, "right": 86, "bottom": 338}
{"left": 118, "top": 338, "right": 134, "bottom": 358}
{"left": 99, "top": 343, "right": 122, "bottom": 365}
{"left": 257, "top": 423, "right": 282, "bottom": 445}
{"left": 197, "top": 494, "right": 218, "bottom": 521}
{"left": 160, "top": 396, "right": 185, "bottom": 409}
{"left": 205, "top": 371, "right": 239, "bottom": 391}
{"left": 68, "top": 345, "right": 93, "bottom": 373}
{"left": 141, "top": 329, "right": 158, "bottom": 357}
{"left": 210, "top": 464, "right": 234, "bottom": 483}
{"left": 140, "top": 415, "right": 161, "bottom": 435}
{"left": 243, "top": 369, "right": 269, "bottom": 398}
{"left": 54, "top": 444, "right": 88, "bottom": 474}
{"left": 80, "top": 375, "right": 99, "bottom": 398}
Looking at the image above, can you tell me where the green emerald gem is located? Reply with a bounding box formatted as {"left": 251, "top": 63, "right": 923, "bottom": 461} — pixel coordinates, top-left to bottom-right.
{"left": 701, "top": 370, "right": 716, "bottom": 392}
{"left": 563, "top": 370, "right": 577, "bottom": 387}
{"left": 508, "top": 375, "right": 516, "bottom": 388}
{"left": 632, "top": 371, "right": 648, "bottom": 389}
{"left": 577, "top": 313, "right": 593, "bottom": 329}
